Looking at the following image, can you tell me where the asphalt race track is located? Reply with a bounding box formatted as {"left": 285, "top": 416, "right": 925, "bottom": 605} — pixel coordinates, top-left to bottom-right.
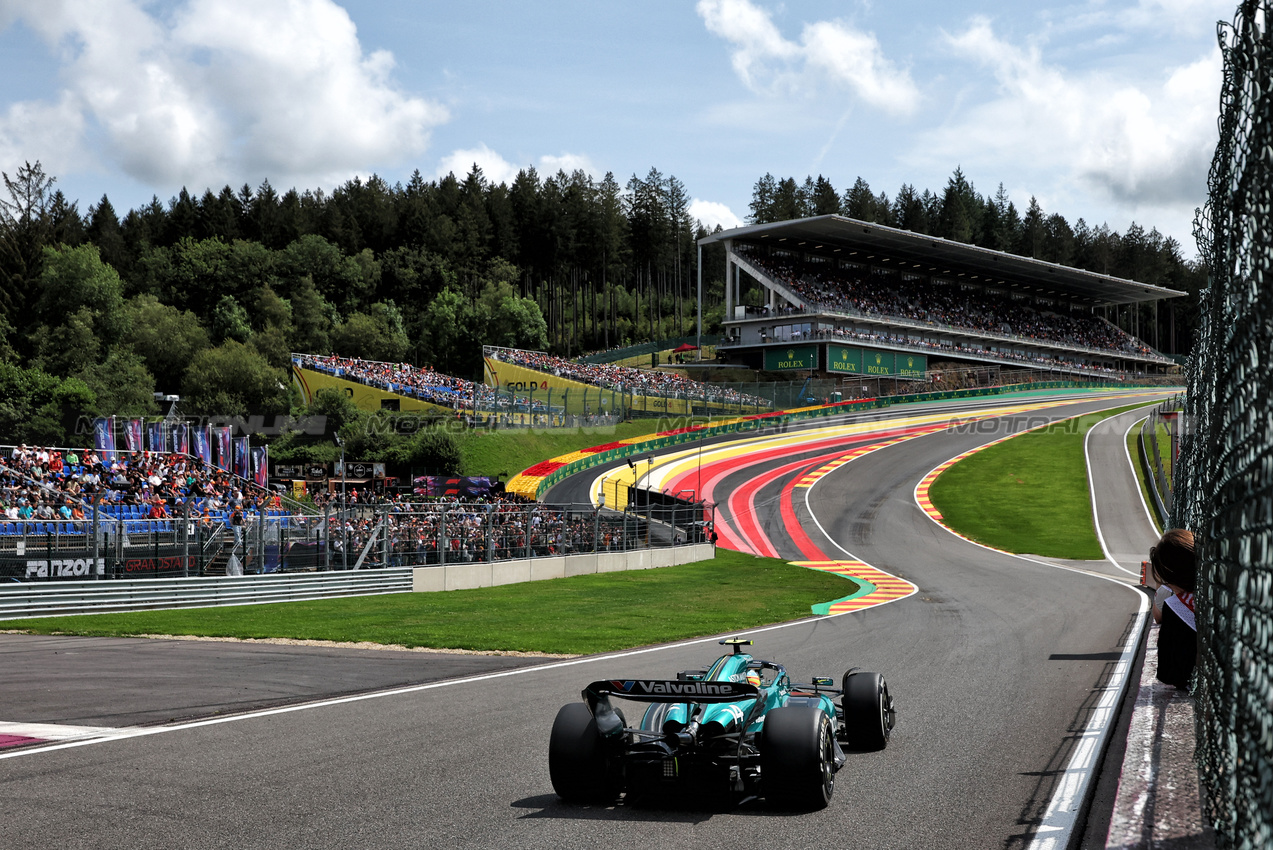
{"left": 0, "top": 390, "right": 1170, "bottom": 850}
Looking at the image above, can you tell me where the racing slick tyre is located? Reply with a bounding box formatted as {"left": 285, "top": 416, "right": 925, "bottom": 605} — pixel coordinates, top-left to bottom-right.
{"left": 549, "top": 703, "right": 616, "bottom": 804}
{"left": 842, "top": 671, "right": 894, "bottom": 751}
{"left": 760, "top": 705, "right": 836, "bottom": 810}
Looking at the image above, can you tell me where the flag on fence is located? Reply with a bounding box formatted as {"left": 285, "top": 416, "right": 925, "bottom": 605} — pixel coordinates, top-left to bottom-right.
{"left": 193, "top": 425, "right": 211, "bottom": 465}
{"left": 252, "top": 446, "right": 269, "bottom": 488}
{"left": 172, "top": 422, "right": 190, "bottom": 456}
{"left": 215, "top": 427, "right": 232, "bottom": 472}
{"left": 147, "top": 422, "right": 166, "bottom": 454}
{"left": 123, "top": 418, "right": 144, "bottom": 453}
{"left": 234, "top": 436, "right": 250, "bottom": 478}
{"left": 93, "top": 417, "right": 116, "bottom": 461}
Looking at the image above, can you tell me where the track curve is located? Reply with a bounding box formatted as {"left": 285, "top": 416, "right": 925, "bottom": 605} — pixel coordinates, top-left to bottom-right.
{"left": 0, "top": 389, "right": 1171, "bottom": 850}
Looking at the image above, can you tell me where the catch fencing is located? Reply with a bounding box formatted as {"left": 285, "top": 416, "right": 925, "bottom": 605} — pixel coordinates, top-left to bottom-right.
{"left": 1173, "top": 3, "right": 1273, "bottom": 848}
{"left": 1, "top": 500, "right": 709, "bottom": 583}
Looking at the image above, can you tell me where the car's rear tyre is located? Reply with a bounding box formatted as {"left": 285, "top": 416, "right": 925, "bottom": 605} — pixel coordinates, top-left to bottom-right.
{"left": 842, "top": 671, "right": 893, "bottom": 750}
{"left": 760, "top": 705, "right": 835, "bottom": 810}
{"left": 548, "top": 703, "right": 615, "bottom": 803}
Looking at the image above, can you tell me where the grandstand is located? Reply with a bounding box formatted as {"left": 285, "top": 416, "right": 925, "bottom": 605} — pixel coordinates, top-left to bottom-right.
{"left": 483, "top": 346, "right": 773, "bottom": 416}
{"left": 293, "top": 353, "right": 561, "bottom": 424}
{"left": 698, "top": 216, "right": 1183, "bottom": 380}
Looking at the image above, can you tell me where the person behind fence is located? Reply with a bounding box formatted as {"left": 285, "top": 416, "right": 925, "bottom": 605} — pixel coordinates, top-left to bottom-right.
{"left": 1147, "top": 528, "right": 1197, "bottom": 689}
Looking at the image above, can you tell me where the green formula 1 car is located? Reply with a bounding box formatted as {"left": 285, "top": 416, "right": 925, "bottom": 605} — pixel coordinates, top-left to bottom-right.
{"left": 549, "top": 638, "right": 894, "bottom": 810}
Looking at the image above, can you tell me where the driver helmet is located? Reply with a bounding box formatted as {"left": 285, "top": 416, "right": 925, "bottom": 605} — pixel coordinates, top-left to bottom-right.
{"left": 746, "top": 668, "right": 762, "bottom": 687}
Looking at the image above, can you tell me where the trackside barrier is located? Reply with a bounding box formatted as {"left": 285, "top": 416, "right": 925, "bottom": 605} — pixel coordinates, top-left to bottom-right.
{"left": 0, "top": 569, "right": 414, "bottom": 620}
{"left": 411, "top": 543, "right": 715, "bottom": 592}
{"left": 513, "top": 380, "right": 1139, "bottom": 499}
{"left": 1138, "top": 394, "right": 1183, "bottom": 526}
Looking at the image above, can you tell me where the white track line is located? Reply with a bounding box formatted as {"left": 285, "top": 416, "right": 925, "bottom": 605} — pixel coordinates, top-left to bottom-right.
{"left": 1125, "top": 416, "right": 1163, "bottom": 534}
{"left": 1085, "top": 411, "right": 1140, "bottom": 577}
{"left": 903, "top": 405, "right": 1155, "bottom": 850}
{"left": 0, "top": 599, "right": 867, "bottom": 762}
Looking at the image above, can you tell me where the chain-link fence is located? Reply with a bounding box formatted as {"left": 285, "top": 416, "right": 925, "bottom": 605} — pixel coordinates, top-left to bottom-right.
{"left": 1, "top": 499, "right": 711, "bottom": 580}
{"left": 1174, "top": 3, "right": 1273, "bottom": 848}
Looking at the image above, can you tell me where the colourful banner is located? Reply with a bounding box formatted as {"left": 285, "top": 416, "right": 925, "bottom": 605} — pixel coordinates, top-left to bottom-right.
{"left": 252, "top": 446, "right": 269, "bottom": 488}
{"left": 147, "top": 422, "right": 166, "bottom": 454}
{"left": 234, "top": 437, "right": 250, "bottom": 478}
{"left": 173, "top": 422, "right": 190, "bottom": 456}
{"left": 92, "top": 417, "right": 116, "bottom": 461}
{"left": 215, "top": 427, "right": 232, "bottom": 472}
{"left": 123, "top": 418, "right": 144, "bottom": 453}
{"left": 193, "top": 426, "right": 211, "bottom": 465}
{"left": 413, "top": 476, "right": 497, "bottom": 498}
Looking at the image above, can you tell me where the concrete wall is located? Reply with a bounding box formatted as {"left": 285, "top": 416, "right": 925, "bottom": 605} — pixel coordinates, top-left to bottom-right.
{"left": 411, "top": 543, "right": 714, "bottom": 593}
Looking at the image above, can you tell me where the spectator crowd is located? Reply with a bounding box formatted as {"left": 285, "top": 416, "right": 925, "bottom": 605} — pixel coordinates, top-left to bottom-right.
{"left": 1, "top": 444, "right": 283, "bottom": 532}
{"left": 294, "top": 354, "right": 547, "bottom": 414}
{"left": 739, "top": 248, "right": 1168, "bottom": 362}
{"left": 487, "top": 348, "right": 770, "bottom": 407}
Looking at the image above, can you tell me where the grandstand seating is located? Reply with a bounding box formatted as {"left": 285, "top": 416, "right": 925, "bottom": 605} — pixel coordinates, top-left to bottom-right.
{"left": 293, "top": 354, "right": 547, "bottom": 413}
{"left": 485, "top": 347, "right": 770, "bottom": 406}
{"left": 737, "top": 247, "right": 1169, "bottom": 364}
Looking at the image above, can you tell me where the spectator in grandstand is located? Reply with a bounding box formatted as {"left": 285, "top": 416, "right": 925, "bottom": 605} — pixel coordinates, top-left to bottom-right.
{"left": 1147, "top": 528, "right": 1198, "bottom": 689}
{"left": 738, "top": 247, "right": 1167, "bottom": 365}
{"left": 487, "top": 348, "right": 770, "bottom": 408}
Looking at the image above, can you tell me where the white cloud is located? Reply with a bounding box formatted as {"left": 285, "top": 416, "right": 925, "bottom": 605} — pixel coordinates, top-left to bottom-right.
{"left": 539, "top": 152, "right": 599, "bottom": 178}
{"left": 922, "top": 18, "right": 1219, "bottom": 222}
{"left": 435, "top": 146, "right": 600, "bottom": 186}
{"left": 0, "top": 0, "right": 447, "bottom": 191}
{"left": 697, "top": 0, "right": 919, "bottom": 115}
{"left": 0, "top": 92, "right": 88, "bottom": 177}
{"left": 1121, "top": 0, "right": 1236, "bottom": 35}
{"left": 435, "top": 143, "right": 519, "bottom": 186}
{"left": 689, "top": 199, "right": 743, "bottom": 232}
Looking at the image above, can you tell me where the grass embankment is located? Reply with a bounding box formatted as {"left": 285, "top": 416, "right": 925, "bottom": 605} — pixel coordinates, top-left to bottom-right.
{"left": 928, "top": 404, "right": 1151, "bottom": 559}
{"left": 456, "top": 417, "right": 706, "bottom": 480}
{"left": 1128, "top": 421, "right": 1164, "bottom": 533}
{"left": 0, "top": 550, "right": 857, "bottom": 655}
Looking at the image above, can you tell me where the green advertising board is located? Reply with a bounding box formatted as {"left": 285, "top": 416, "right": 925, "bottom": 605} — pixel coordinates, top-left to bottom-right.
{"left": 764, "top": 344, "right": 819, "bottom": 371}
{"left": 863, "top": 350, "right": 896, "bottom": 376}
{"left": 824, "top": 345, "right": 928, "bottom": 377}
{"left": 897, "top": 352, "right": 928, "bottom": 379}
{"left": 826, "top": 345, "right": 864, "bottom": 374}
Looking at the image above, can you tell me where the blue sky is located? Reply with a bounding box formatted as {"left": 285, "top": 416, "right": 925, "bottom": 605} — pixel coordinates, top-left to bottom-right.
{"left": 0, "top": 0, "right": 1233, "bottom": 254}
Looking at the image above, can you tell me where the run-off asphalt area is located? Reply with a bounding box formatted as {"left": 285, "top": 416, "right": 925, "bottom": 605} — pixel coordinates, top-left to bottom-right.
{"left": 0, "top": 394, "right": 1162, "bottom": 850}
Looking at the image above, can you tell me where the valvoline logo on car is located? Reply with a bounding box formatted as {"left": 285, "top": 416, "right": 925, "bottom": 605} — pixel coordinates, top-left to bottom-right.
{"left": 633, "top": 681, "right": 741, "bottom": 696}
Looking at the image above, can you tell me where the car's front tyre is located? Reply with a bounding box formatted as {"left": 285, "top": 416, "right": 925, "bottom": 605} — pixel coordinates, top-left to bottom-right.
{"left": 842, "top": 671, "right": 894, "bottom": 750}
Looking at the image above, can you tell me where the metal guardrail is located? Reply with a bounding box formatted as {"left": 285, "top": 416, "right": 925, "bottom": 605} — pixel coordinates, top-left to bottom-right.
{"left": 0, "top": 569, "right": 413, "bottom": 619}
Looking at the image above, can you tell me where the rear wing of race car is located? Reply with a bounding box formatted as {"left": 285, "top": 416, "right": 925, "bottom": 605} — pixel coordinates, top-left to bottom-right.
{"left": 584, "top": 679, "right": 760, "bottom": 708}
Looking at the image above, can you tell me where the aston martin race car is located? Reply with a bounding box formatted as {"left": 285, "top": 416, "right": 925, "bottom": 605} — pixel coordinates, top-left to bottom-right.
{"left": 548, "top": 638, "right": 894, "bottom": 810}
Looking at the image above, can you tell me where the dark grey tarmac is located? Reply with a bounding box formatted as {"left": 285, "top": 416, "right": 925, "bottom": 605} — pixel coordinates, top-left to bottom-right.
{"left": 0, "top": 390, "right": 1172, "bottom": 850}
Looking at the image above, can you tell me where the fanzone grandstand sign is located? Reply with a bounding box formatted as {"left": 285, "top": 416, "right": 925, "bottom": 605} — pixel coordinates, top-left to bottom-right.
{"left": 825, "top": 345, "right": 926, "bottom": 378}
{"left": 764, "top": 345, "right": 818, "bottom": 371}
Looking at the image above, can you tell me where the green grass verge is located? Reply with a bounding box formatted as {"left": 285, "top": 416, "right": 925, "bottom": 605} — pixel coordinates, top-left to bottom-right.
{"left": 0, "top": 550, "right": 857, "bottom": 655}
{"left": 928, "top": 404, "right": 1150, "bottom": 559}
{"left": 1128, "top": 420, "right": 1164, "bottom": 533}
{"left": 457, "top": 417, "right": 707, "bottom": 480}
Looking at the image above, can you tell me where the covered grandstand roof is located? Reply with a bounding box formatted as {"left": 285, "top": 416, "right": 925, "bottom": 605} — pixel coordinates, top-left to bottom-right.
{"left": 699, "top": 215, "right": 1184, "bottom": 307}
